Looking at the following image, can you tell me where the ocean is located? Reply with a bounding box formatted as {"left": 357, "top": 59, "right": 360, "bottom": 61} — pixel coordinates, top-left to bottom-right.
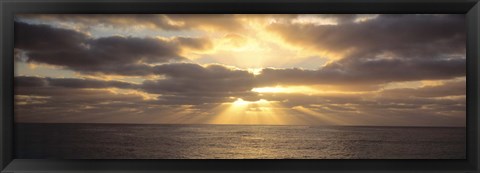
{"left": 14, "top": 123, "right": 466, "bottom": 159}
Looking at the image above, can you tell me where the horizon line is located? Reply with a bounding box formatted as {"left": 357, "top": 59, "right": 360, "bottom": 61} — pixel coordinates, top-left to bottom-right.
{"left": 14, "top": 122, "right": 467, "bottom": 128}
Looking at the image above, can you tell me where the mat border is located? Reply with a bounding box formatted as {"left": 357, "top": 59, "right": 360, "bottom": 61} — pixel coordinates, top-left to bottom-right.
{"left": 1, "top": 0, "right": 479, "bottom": 172}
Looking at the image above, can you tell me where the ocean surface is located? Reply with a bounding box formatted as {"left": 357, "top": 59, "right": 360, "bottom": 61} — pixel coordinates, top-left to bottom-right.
{"left": 15, "top": 123, "right": 466, "bottom": 159}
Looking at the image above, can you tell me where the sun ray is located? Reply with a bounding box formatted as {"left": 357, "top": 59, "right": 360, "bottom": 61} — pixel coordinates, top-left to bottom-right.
{"left": 291, "top": 106, "right": 348, "bottom": 125}
{"left": 209, "top": 98, "right": 287, "bottom": 125}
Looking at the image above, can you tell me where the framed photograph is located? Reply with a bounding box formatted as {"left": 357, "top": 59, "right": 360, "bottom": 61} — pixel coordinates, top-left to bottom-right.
{"left": 1, "top": 0, "right": 479, "bottom": 172}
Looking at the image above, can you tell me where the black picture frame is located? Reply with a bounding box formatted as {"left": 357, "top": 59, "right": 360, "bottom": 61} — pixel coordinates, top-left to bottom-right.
{"left": 1, "top": 0, "right": 479, "bottom": 172}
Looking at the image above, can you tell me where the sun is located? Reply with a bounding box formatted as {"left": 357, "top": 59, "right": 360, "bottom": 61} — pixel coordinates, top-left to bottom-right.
{"left": 233, "top": 98, "right": 249, "bottom": 106}
{"left": 209, "top": 98, "right": 287, "bottom": 125}
{"left": 251, "top": 85, "right": 321, "bottom": 94}
{"left": 251, "top": 87, "right": 287, "bottom": 93}
{"left": 232, "top": 98, "right": 269, "bottom": 107}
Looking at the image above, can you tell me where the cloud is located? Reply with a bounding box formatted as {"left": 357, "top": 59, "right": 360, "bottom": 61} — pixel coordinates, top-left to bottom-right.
{"left": 14, "top": 62, "right": 260, "bottom": 106}
{"left": 14, "top": 76, "right": 228, "bottom": 123}
{"left": 15, "top": 76, "right": 151, "bottom": 123}
{"left": 16, "top": 14, "right": 384, "bottom": 37}
{"left": 269, "top": 14, "right": 465, "bottom": 59}
{"left": 14, "top": 21, "right": 212, "bottom": 76}
{"left": 13, "top": 14, "right": 466, "bottom": 126}
{"left": 262, "top": 86, "right": 465, "bottom": 126}
{"left": 265, "top": 15, "right": 466, "bottom": 86}
{"left": 14, "top": 74, "right": 465, "bottom": 126}
{"left": 250, "top": 15, "right": 466, "bottom": 87}
{"left": 15, "top": 21, "right": 87, "bottom": 51}
{"left": 16, "top": 15, "right": 466, "bottom": 82}
{"left": 17, "top": 14, "right": 187, "bottom": 31}
{"left": 142, "top": 63, "right": 258, "bottom": 104}
{"left": 173, "top": 37, "right": 213, "bottom": 51}
{"left": 380, "top": 80, "right": 466, "bottom": 98}
{"left": 15, "top": 76, "right": 138, "bottom": 89}
{"left": 15, "top": 87, "right": 149, "bottom": 123}
{"left": 17, "top": 14, "right": 247, "bottom": 32}
{"left": 255, "top": 57, "right": 464, "bottom": 86}
{"left": 15, "top": 76, "right": 49, "bottom": 87}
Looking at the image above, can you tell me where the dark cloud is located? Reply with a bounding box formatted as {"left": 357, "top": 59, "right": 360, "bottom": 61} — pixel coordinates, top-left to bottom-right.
{"left": 16, "top": 14, "right": 369, "bottom": 32}
{"left": 173, "top": 37, "right": 213, "bottom": 50}
{"left": 267, "top": 15, "right": 465, "bottom": 85}
{"left": 269, "top": 14, "right": 465, "bottom": 59}
{"left": 153, "top": 63, "right": 252, "bottom": 80}
{"left": 15, "top": 76, "right": 49, "bottom": 87}
{"left": 17, "top": 14, "right": 247, "bottom": 32}
{"left": 380, "top": 80, "right": 466, "bottom": 98}
{"left": 15, "top": 76, "right": 138, "bottom": 89}
{"left": 47, "top": 78, "right": 138, "bottom": 89}
{"left": 15, "top": 62, "right": 259, "bottom": 106}
{"left": 15, "top": 87, "right": 150, "bottom": 123}
{"left": 15, "top": 21, "right": 87, "bottom": 51}
{"left": 148, "top": 95, "right": 233, "bottom": 106}
{"left": 14, "top": 21, "right": 212, "bottom": 76}
{"left": 142, "top": 63, "right": 258, "bottom": 104}
{"left": 17, "top": 14, "right": 186, "bottom": 31}
{"left": 256, "top": 54, "right": 464, "bottom": 86}
{"left": 15, "top": 76, "right": 148, "bottom": 123}
{"left": 13, "top": 64, "right": 258, "bottom": 106}
{"left": 14, "top": 77, "right": 224, "bottom": 123}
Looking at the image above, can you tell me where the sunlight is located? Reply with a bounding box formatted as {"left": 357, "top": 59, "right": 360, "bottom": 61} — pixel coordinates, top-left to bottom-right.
{"left": 233, "top": 98, "right": 269, "bottom": 107}
{"left": 233, "top": 98, "right": 250, "bottom": 106}
{"left": 247, "top": 68, "right": 263, "bottom": 76}
{"left": 251, "top": 86, "right": 320, "bottom": 94}
{"left": 209, "top": 98, "right": 287, "bottom": 125}
{"left": 187, "top": 16, "right": 334, "bottom": 70}
{"left": 292, "top": 106, "right": 347, "bottom": 125}
{"left": 251, "top": 87, "right": 287, "bottom": 93}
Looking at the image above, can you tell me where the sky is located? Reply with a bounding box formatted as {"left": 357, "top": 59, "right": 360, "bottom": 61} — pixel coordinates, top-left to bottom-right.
{"left": 13, "top": 14, "right": 466, "bottom": 126}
